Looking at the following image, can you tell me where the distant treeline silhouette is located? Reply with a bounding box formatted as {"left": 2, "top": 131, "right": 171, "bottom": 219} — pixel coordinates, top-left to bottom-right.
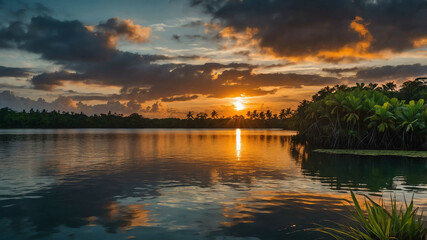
{"left": 0, "top": 108, "right": 293, "bottom": 129}
{"left": 292, "top": 78, "right": 427, "bottom": 150}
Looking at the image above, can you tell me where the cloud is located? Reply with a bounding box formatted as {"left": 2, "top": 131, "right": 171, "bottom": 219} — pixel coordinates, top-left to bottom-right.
{"left": 184, "top": 34, "right": 209, "bottom": 41}
{"left": 0, "top": 83, "right": 27, "bottom": 89}
{"left": 0, "top": 65, "right": 30, "bottom": 77}
{"left": 144, "top": 102, "right": 161, "bottom": 112}
{"left": 0, "top": 1, "right": 53, "bottom": 21}
{"left": 0, "top": 16, "right": 151, "bottom": 62}
{"left": 322, "top": 67, "right": 359, "bottom": 76}
{"left": 0, "top": 15, "right": 343, "bottom": 104}
{"left": 0, "top": 90, "right": 77, "bottom": 112}
{"left": 161, "top": 94, "right": 199, "bottom": 102}
{"left": 0, "top": 91, "right": 172, "bottom": 116}
{"left": 191, "top": 0, "right": 427, "bottom": 62}
{"left": 181, "top": 20, "right": 204, "bottom": 28}
{"left": 172, "top": 34, "right": 181, "bottom": 41}
{"left": 31, "top": 71, "right": 85, "bottom": 90}
{"left": 355, "top": 64, "right": 427, "bottom": 81}
{"left": 94, "top": 17, "right": 152, "bottom": 44}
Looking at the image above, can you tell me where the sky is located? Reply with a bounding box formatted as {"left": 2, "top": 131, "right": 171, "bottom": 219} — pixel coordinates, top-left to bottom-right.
{"left": 0, "top": 0, "right": 426, "bottom": 118}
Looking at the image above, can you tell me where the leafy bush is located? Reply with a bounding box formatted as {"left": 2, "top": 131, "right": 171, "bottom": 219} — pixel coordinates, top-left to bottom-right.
{"left": 293, "top": 80, "right": 427, "bottom": 149}
{"left": 314, "top": 191, "right": 426, "bottom": 240}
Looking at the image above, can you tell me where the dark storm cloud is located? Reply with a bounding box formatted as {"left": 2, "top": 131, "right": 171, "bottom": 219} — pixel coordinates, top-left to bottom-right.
{"left": 216, "top": 70, "right": 340, "bottom": 88}
{"left": 0, "top": 65, "right": 30, "bottom": 77}
{"left": 0, "top": 1, "right": 53, "bottom": 21}
{"left": 191, "top": 0, "right": 427, "bottom": 62}
{"left": 30, "top": 71, "right": 86, "bottom": 90}
{"left": 355, "top": 64, "right": 427, "bottom": 80}
{"left": 0, "top": 15, "right": 341, "bottom": 102}
{"left": 0, "top": 16, "right": 116, "bottom": 62}
{"left": 0, "top": 16, "right": 151, "bottom": 62}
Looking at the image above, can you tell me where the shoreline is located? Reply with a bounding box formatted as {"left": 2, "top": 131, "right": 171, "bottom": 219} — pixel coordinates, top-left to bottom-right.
{"left": 314, "top": 149, "right": 427, "bottom": 158}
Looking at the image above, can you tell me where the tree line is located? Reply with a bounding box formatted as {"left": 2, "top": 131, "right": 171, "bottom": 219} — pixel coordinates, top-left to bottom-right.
{"left": 292, "top": 78, "right": 427, "bottom": 150}
{"left": 0, "top": 108, "right": 293, "bottom": 129}
{"left": 185, "top": 108, "right": 293, "bottom": 120}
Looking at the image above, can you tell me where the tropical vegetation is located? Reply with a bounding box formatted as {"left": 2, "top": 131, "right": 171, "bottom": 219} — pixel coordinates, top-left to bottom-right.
{"left": 314, "top": 191, "right": 426, "bottom": 240}
{"left": 0, "top": 108, "right": 292, "bottom": 128}
{"left": 292, "top": 79, "right": 427, "bottom": 150}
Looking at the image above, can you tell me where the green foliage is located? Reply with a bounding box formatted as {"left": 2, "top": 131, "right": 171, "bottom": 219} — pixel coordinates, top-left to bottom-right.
{"left": 0, "top": 107, "right": 293, "bottom": 129}
{"left": 314, "top": 191, "right": 426, "bottom": 240}
{"left": 293, "top": 80, "right": 427, "bottom": 150}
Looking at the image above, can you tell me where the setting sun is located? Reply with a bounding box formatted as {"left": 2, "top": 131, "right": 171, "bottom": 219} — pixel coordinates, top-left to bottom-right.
{"left": 233, "top": 96, "right": 246, "bottom": 111}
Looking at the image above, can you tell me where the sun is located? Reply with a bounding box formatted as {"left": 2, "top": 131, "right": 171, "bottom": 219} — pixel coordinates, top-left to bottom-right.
{"left": 234, "top": 101, "right": 245, "bottom": 111}
{"left": 233, "top": 96, "right": 246, "bottom": 111}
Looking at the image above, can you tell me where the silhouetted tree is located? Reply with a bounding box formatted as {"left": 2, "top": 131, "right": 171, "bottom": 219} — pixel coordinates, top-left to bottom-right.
{"left": 266, "top": 110, "right": 272, "bottom": 119}
{"left": 251, "top": 110, "right": 258, "bottom": 119}
{"left": 186, "top": 111, "right": 194, "bottom": 120}
{"left": 211, "top": 110, "right": 218, "bottom": 119}
{"left": 259, "top": 111, "right": 266, "bottom": 120}
{"left": 196, "top": 112, "right": 208, "bottom": 120}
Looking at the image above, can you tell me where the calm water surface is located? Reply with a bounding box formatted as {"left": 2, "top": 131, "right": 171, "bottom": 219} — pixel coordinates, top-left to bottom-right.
{"left": 0, "top": 129, "right": 426, "bottom": 240}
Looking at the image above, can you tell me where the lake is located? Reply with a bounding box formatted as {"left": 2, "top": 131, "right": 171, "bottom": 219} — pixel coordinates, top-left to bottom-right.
{"left": 0, "top": 129, "right": 426, "bottom": 240}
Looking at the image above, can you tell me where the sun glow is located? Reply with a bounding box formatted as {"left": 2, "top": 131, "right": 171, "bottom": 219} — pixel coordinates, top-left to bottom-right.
{"left": 233, "top": 95, "right": 246, "bottom": 111}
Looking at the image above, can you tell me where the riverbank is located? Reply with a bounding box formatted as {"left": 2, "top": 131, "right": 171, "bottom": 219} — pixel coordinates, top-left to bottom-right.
{"left": 314, "top": 149, "right": 427, "bottom": 158}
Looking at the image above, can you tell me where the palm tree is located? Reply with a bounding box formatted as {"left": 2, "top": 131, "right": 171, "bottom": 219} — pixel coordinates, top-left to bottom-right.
{"left": 211, "top": 110, "right": 218, "bottom": 119}
{"left": 246, "top": 111, "right": 251, "bottom": 119}
{"left": 366, "top": 102, "right": 396, "bottom": 147}
{"left": 396, "top": 99, "right": 426, "bottom": 146}
{"left": 186, "top": 111, "right": 194, "bottom": 120}
{"left": 279, "top": 109, "right": 286, "bottom": 119}
{"left": 259, "top": 111, "right": 266, "bottom": 120}
{"left": 266, "top": 110, "right": 272, "bottom": 119}
{"left": 381, "top": 81, "right": 397, "bottom": 92}
{"left": 368, "top": 83, "right": 378, "bottom": 90}
{"left": 355, "top": 82, "right": 365, "bottom": 90}
{"left": 251, "top": 110, "right": 259, "bottom": 119}
{"left": 399, "top": 78, "right": 426, "bottom": 100}
{"left": 196, "top": 112, "right": 208, "bottom": 120}
{"left": 285, "top": 107, "right": 292, "bottom": 117}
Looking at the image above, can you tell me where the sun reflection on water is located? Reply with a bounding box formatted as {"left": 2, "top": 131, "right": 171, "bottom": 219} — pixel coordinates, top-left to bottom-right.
{"left": 236, "top": 129, "right": 241, "bottom": 160}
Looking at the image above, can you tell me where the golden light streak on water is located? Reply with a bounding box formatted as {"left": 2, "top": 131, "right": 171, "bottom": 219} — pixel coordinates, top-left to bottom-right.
{"left": 236, "top": 128, "right": 241, "bottom": 160}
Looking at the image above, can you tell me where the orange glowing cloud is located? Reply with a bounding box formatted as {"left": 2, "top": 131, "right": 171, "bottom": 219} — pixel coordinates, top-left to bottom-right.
{"left": 316, "top": 16, "right": 381, "bottom": 62}
{"left": 413, "top": 38, "right": 427, "bottom": 48}
{"left": 118, "top": 19, "right": 152, "bottom": 43}
{"left": 216, "top": 16, "right": 392, "bottom": 63}
{"left": 87, "top": 18, "right": 152, "bottom": 48}
{"left": 219, "top": 26, "right": 260, "bottom": 51}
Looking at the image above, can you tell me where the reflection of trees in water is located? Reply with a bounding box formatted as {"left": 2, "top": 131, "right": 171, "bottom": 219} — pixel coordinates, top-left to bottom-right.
{"left": 2, "top": 131, "right": 424, "bottom": 239}
{"left": 0, "top": 132, "right": 297, "bottom": 237}
{"left": 298, "top": 151, "right": 427, "bottom": 192}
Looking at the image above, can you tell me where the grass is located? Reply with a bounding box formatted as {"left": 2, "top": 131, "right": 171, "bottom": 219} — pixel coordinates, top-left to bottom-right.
{"left": 313, "top": 149, "right": 427, "bottom": 158}
{"left": 313, "top": 191, "right": 426, "bottom": 240}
